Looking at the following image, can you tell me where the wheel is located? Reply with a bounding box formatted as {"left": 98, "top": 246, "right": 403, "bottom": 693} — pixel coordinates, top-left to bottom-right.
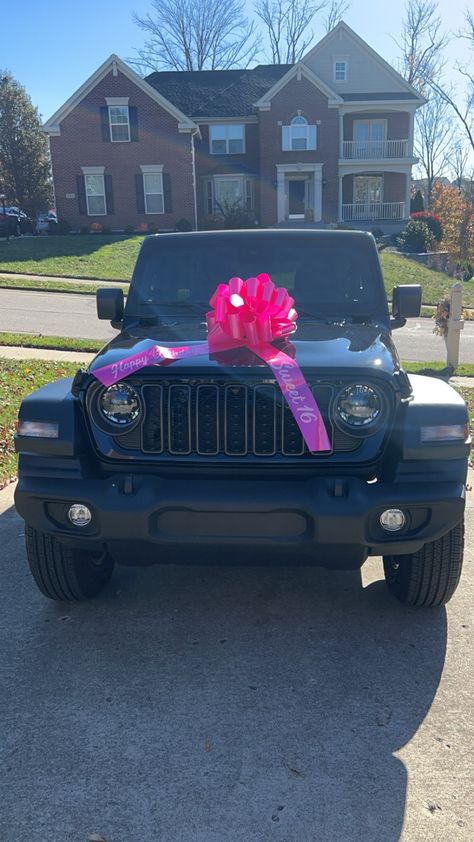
{"left": 383, "top": 521, "right": 464, "bottom": 607}
{"left": 13, "top": 221, "right": 21, "bottom": 237}
{"left": 25, "top": 525, "right": 114, "bottom": 601}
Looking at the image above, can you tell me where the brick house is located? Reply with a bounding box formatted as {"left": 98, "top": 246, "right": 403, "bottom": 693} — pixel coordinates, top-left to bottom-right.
{"left": 44, "top": 22, "right": 425, "bottom": 232}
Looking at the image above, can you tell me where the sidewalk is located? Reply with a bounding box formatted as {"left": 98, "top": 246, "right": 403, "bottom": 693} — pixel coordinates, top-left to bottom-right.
{"left": 0, "top": 346, "right": 95, "bottom": 363}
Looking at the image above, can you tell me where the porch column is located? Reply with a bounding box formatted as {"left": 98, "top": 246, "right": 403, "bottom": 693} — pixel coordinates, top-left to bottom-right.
{"left": 339, "top": 111, "right": 344, "bottom": 158}
{"left": 338, "top": 173, "right": 343, "bottom": 222}
{"left": 404, "top": 171, "right": 411, "bottom": 220}
{"left": 408, "top": 111, "right": 415, "bottom": 157}
{"left": 276, "top": 168, "right": 286, "bottom": 223}
{"left": 313, "top": 169, "right": 322, "bottom": 222}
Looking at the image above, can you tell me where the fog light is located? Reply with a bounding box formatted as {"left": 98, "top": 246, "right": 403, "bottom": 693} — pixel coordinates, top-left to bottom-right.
{"left": 68, "top": 504, "right": 92, "bottom": 527}
{"left": 380, "top": 508, "right": 406, "bottom": 532}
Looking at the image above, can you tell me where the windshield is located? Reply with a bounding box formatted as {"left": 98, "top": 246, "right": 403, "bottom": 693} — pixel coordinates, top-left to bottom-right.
{"left": 125, "top": 233, "right": 387, "bottom": 322}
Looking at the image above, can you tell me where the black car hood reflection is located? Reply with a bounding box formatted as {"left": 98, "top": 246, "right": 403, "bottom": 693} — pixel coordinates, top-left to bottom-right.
{"left": 89, "top": 318, "right": 400, "bottom": 378}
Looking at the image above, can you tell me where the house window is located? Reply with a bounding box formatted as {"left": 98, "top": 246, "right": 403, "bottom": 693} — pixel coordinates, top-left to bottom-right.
{"left": 208, "top": 176, "right": 253, "bottom": 214}
{"left": 354, "top": 176, "right": 383, "bottom": 205}
{"left": 282, "top": 116, "right": 317, "bottom": 151}
{"left": 334, "top": 60, "right": 347, "bottom": 81}
{"left": 209, "top": 124, "right": 245, "bottom": 154}
{"left": 353, "top": 120, "right": 386, "bottom": 156}
{"left": 143, "top": 171, "right": 164, "bottom": 214}
{"left": 109, "top": 106, "right": 130, "bottom": 142}
{"left": 85, "top": 174, "right": 106, "bottom": 215}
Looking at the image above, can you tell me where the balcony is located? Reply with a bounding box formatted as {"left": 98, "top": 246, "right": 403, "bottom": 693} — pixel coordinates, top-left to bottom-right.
{"left": 342, "top": 202, "right": 406, "bottom": 222}
{"left": 342, "top": 139, "right": 409, "bottom": 159}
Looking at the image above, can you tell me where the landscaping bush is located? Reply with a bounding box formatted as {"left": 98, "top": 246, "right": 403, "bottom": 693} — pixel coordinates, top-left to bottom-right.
{"left": 397, "top": 219, "right": 435, "bottom": 253}
{"left": 200, "top": 215, "right": 224, "bottom": 231}
{"left": 410, "top": 211, "right": 443, "bottom": 242}
{"left": 123, "top": 224, "right": 135, "bottom": 235}
{"left": 147, "top": 222, "right": 158, "bottom": 234}
{"left": 90, "top": 222, "right": 103, "bottom": 233}
{"left": 175, "top": 218, "right": 193, "bottom": 232}
{"left": 101, "top": 225, "right": 111, "bottom": 235}
{"left": 56, "top": 219, "right": 71, "bottom": 235}
{"left": 79, "top": 225, "right": 89, "bottom": 235}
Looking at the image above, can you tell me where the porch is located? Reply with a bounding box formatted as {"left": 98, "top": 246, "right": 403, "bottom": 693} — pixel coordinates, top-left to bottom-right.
{"left": 338, "top": 169, "right": 410, "bottom": 226}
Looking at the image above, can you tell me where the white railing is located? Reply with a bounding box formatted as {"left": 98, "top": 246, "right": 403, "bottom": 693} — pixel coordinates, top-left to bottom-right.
{"left": 342, "top": 202, "right": 406, "bottom": 221}
{"left": 342, "top": 139, "right": 409, "bottom": 159}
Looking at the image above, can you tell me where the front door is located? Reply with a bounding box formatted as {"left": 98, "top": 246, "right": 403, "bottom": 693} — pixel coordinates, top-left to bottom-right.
{"left": 288, "top": 179, "right": 306, "bottom": 218}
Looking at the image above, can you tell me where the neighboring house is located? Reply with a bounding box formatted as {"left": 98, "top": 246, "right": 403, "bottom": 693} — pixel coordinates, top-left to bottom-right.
{"left": 43, "top": 22, "right": 425, "bottom": 232}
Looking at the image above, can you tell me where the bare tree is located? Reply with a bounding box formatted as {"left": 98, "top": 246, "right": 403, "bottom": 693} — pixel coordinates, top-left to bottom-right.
{"left": 131, "top": 0, "right": 259, "bottom": 72}
{"left": 414, "top": 91, "right": 453, "bottom": 205}
{"left": 323, "top": 0, "right": 350, "bottom": 33}
{"left": 428, "top": 8, "right": 474, "bottom": 155}
{"left": 255, "top": 0, "right": 326, "bottom": 64}
{"left": 396, "top": 0, "right": 448, "bottom": 91}
{"left": 452, "top": 136, "right": 470, "bottom": 191}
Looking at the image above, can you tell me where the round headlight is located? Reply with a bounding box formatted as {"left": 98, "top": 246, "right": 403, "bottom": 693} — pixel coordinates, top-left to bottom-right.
{"left": 99, "top": 383, "right": 141, "bottom": 426}
{"left": 336, "top": 384, "right": 381, "bottom": 427}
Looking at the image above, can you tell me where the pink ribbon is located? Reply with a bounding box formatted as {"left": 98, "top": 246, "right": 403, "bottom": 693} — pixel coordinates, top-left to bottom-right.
{"left": 92, "top": 274, "right": 331, "bottom": 452}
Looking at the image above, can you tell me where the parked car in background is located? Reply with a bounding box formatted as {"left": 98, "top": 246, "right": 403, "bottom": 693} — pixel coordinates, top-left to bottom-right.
{"left": 0, "top": 210, "right": 21, "bottom": 237}
{"left": 36, "top": 210, "right": 57, "bottom": 235}
{"left": 6, "top": 207, "right": 34, "bottom": 234}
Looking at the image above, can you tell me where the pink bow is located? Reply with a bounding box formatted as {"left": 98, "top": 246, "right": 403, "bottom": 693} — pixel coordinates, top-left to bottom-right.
{"left": 206, "top": 273, "right": 297, "bottom": 349}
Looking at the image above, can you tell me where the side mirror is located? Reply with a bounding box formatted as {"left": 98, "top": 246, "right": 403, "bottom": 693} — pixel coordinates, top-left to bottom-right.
{"left": 391, "top": 284, "right": 422, "bottom": 329}
{"left": 96, "top": 288, "right": 124, "bottom": 328}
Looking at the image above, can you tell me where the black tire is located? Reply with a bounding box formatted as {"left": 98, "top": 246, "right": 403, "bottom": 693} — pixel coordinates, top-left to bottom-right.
{"left": 25, "top": 525, "right": 114, "bottom": 601}
{"left": 383, "top": 521, "right": 464, "bottom": 607}
{"left": 13, "top": 222, "right": 21, "bottom": 237}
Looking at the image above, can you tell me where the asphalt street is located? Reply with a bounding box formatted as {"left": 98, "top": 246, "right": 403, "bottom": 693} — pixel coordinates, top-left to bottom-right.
{"left": 1, "top": 287, "right": 474, "bottom": 362}
{"left": 1, "top": 477, "right": 473, "bottom": 842}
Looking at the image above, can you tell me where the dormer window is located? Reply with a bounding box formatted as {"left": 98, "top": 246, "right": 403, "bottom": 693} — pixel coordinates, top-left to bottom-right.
{"left": 282, "top": 116, "right": 317, "bottom": 151}
{"left": 334, "top": 60, "right": 347, "bottom": 82}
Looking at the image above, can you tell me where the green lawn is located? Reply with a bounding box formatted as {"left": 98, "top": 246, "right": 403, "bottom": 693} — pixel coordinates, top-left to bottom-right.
{"left": 380, "top": 252, "right": 474, "bottom": 308}
{"left": 1, "top": 358, "right": 472, "bottom": 489}
{"left": 0, "top": 332, "right": 103, "bottom": 353}
{"left": 0, "top": 235, "right": 143, "bottom": 281}
{"left": 0, "top": 360, "right": 78, "bottom": 488}
{"left": 0, "top": 235, "right": 473, "bottom": 308}
{"left": 0, "top": 276, "right": 129, "bottom": 295}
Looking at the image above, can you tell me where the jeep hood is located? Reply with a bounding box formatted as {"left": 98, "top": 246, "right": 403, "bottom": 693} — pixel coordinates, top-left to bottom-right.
{"left": 89, "top": 320, "right": 400, "bottom": 378}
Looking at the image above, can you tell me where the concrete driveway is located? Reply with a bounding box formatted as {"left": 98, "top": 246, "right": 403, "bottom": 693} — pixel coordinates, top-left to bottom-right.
{"left": 1, "top": 478, "right": 473, "bottom": 842}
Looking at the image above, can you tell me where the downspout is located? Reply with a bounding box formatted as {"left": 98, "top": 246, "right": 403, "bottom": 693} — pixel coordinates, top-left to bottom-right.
{"left": 190, "top": 128, "right": 199, "bottom": 231}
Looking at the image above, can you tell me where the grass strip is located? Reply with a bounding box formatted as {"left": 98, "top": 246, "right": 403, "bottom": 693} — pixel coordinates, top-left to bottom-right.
{"left": 0, "top": 332, "right": 102, "bottom": 353}
{"left": 0, "top": 276, "right": 128, "bottom": 295}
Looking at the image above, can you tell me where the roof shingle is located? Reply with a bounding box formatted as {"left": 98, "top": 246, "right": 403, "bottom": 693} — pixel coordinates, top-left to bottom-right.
{"left": 145, "top": 64, "right": 293, "bottom": 118}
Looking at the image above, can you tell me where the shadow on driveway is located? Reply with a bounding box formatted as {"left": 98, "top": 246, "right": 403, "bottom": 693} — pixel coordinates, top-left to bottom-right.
{"left": 1, "top": 505, "right": 446, "bottom": 842}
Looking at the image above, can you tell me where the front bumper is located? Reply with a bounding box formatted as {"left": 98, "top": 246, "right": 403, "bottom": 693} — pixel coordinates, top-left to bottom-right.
{"left": 14, "top": 473, "right": 466, "bottom": 570}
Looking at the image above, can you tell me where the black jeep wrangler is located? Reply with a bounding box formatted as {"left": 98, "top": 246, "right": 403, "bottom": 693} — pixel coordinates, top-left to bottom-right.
{"left": 15, "top": 231, "right": 470, "bottom": 606}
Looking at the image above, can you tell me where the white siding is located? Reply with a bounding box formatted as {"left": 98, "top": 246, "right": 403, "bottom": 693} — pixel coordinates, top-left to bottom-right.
{"left": 302, "top": 29, "right": 409, "bottom": 95}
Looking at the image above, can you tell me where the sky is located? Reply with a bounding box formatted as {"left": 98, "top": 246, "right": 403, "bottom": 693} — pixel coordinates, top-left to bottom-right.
{"left": 1, "top": 0, "right": 472, "bottom": 124}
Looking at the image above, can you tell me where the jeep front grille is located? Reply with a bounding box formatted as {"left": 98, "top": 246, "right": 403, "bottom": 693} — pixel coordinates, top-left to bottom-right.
{"left": 113, "top": 380, "right": 361, "bottom": 458}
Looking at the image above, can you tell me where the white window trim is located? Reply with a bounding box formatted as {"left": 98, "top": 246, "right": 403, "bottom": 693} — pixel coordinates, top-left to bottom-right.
{"left": 209, "top": 124, "right": 245, "bottom": 155}
{"left": 82, "top": 171, "right": 107, "bottom": 216}
{"left": 211, "top": 174, "right": 253, "bottom": 213}
{"left": 108, "top": 105, "right": 130, "bottom": 143}
{"left": 353, "top": 175, "right": 384, "bottom": 204}
{"left": 333, "top": 56, "right": 348, "bottom": 83}
{"left": 282, "top": 119, "right": 317, "bottom": 152}
{"left": 105, "top": 97, "right": 129, "bottom": 106}
{"left": 81, "top": 166, "right": 105, "bottom": 175}
{"left": 140, "top": 165, "right": 164, "bottom": 215}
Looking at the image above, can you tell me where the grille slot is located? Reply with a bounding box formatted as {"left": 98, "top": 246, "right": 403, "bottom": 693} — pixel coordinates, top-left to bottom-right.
{"left": 115, "top": 380, "right": 362, "bottom": 458}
